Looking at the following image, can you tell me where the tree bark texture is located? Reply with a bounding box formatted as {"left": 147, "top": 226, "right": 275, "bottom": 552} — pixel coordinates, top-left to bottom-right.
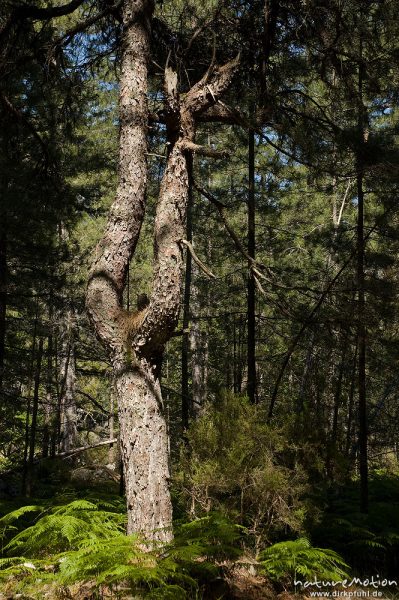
{"left": 86, "top": 0, "right": 239, "bottom": 542}
{"left": 181, "top": 155, "right": 193, "bottom": 430}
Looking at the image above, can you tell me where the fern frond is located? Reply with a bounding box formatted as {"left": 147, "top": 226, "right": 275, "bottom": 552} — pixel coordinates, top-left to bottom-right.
{"left": 259, "top": 537, "right": 350, "bottom": 583}
{"left": 0, "top": 504, "right": 42, "bottom": 525}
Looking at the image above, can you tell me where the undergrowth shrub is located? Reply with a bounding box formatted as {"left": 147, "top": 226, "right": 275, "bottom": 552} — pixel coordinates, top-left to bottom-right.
{"left": 174, "top": 393, "right": 311, "bottom": 551}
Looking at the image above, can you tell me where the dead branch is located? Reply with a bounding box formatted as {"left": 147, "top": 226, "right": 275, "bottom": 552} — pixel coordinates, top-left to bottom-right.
{"left": 180, "top": 239, "right": 216, "bottom": 279}
{"left": 179, "top": 140, "right": 229, "bottom": 159}
{"left": 58, "top": 438, "right": 118, "bottom": 459}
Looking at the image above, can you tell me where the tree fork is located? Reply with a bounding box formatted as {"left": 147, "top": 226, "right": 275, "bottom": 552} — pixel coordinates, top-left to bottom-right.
{"left": 86, "top": 0, "right": 239, "bottom": 543}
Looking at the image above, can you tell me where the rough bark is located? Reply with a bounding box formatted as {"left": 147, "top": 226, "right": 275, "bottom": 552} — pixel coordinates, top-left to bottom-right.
{"left": 86, "top": 0, "right": 239, "bottom": 542}
{"left": 116, "top": 369, "right": 172, "bottom": 538}
{"left": 181, "top": 155, "right": 193, "bottom": 430}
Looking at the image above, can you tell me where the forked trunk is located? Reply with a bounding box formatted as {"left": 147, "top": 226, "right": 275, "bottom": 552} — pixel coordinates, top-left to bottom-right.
{"left": 86, "top": 0, "right": 238, "bottom": 543}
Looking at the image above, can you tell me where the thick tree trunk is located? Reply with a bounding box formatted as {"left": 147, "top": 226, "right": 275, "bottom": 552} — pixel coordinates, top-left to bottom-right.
{"left": 87, "top": 0, "right": 161, "bottom": 540}
{"left": 116, "top": 369, "right": 171, "bottom": 538}
{"left": 86, "top": 0, "right": 238, "bottom": 543}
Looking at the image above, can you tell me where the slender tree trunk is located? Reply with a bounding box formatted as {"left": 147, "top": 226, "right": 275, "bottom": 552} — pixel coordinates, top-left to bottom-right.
{"left": 357, "top": 165, "right": 368, "bottom": 512}
{"left": 108, "top": 381, "right": 116, "bottom": 466}
{"left": 233, "top": 314, "right": 238, "bottom": 393}
{"left": 22, "top": 397, "right": 31, "bottom": 496}
{"left": 190, "top": 282, "right": 208, "bottom": 416}
{"left": 326, "top": 332, "right": 349, "bottom": 479}
{"left": 247, "top": 128, "right": 257, "bottom": 404}
{"left": 42, "top": 299, "right": 54, "bottom": 458}
{"left": 59, "top": 314, "right": 78, "bottom": 453}
{"left": 52, "top": 334, "right": 61, "bottom": 458}
{"left": 0, "top": 218, "right": 6, "bottom": 392}
{"left": 22, "top": 300, "right": 39, "bottom": 495}
{"left": 26, "top": 337, "right": 44, "bottom": 496}
{"left": 357, "top": 29, "right": 368, "bottom": 514}
{"left": 331, "top": 336, "right": 349, "bottom": 446}
{"left": 346, "top": 343, "right": 358, "bottom": 459}
{"left": 181, "top": 154, "right": 193, "bottom": 430}
{"left": 237, "top": 314, "right": 244, "bottom": 392}
{"left": 42, "top": 333, "right": 53, "bottom": 458}
{"left": 297, "top": 329, "right": 315, "bottom": 415}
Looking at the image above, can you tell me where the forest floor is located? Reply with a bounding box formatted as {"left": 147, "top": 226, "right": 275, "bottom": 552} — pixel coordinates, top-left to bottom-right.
{"left": 2, "top": 578, "right": 398, "bottom": 600}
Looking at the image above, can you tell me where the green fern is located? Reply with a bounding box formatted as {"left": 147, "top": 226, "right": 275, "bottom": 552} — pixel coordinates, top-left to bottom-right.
{"left": 0, "top": 500, "right": 241, "bottom": 598}
{"left": 3, "top": 499, "right": 125, "bottom": 557}
{"left": 171, "top": 513, "right": 242, "bottom": 561}
{"left": 259, "top": 537, "right": 350, "bottom": 583}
